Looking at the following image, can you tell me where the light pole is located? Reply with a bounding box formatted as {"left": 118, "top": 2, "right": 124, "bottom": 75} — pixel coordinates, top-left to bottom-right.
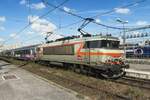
{"left": 116, "top": 18, "right": 128, "bottom": 59}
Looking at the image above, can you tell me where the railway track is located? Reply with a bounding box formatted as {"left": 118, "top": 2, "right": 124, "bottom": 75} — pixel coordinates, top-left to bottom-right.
{"left": 45, "top": 72, "right": 150, "bottom": 99}
{"left": 46, "top": 73, "right": 131, "bottom": 100}
{"left": 111, "top": 76, "right": 150, "bottom": 90}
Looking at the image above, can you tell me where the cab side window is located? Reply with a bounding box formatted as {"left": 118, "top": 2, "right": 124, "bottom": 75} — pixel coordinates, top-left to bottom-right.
{"left": 83, "top": 41, "right": 90, "bottom": 48}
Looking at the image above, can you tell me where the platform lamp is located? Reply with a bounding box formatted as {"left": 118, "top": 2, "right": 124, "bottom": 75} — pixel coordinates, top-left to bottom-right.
{"left": 116, "top": 18, "right": 128, "bottom": 59}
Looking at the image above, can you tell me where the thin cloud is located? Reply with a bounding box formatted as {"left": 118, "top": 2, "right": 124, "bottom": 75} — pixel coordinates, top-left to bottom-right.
{"left": 136, "top": 21, "right": 148, "bottom": 26}
{"left": 0, "top": 16, "right": 6, "bottom": 22}
{"left": 76, "top": 9, "right": 107, "bottom": 14}
{"left": 28, "top": 15, "right": 57, "bottom": 33}
{"left": 10, "top": 33, "right": 17, "bottom": 37}
{"left": 26, "top": 31, "right": 34, "bottom": 35}
{"left": 30, "top": 2, "right": 46, "bottom": 10}
{"left": 9, "top": 33, "right": 20, "bottom": 39}
{"left": 20, "top": 1, "right": 46, "bottom": 10}
{"left": 95, "top": 19, "right": 101, "bottom": 23}
{"left": 115, "top": 8, "right": 130, "bottom": 14}
{"left": 63, "top": 6, "right": 76, "bottom": 13}
{"left": 20, "top": 0, "right": 26, "bottom": 5}
{"left": 0, "top": 37, "right": 4, "bottom": 42}
{"left": 0, "top": 26, "right": 5, "bottom": 31}
{"left": 63, "top": 6, "right": 71, "bottom": 12}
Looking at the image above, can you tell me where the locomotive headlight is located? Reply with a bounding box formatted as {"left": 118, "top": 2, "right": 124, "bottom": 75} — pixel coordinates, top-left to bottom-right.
{"left": 120, "top": 56, "right": 125, "bottom": 61}
{"left": 118, "top": 57, "right": 122, "bottom": 62}
{"left": 119, "top": 57, "right": 123, "bottom": 60}
{"left": 105, "top": 56, "right": 113, "bottom": 62}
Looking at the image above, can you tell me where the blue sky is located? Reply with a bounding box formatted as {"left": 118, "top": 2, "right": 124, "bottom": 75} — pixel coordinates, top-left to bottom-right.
{"left": 0, "top": 0, "right": 150, "bottom": 47}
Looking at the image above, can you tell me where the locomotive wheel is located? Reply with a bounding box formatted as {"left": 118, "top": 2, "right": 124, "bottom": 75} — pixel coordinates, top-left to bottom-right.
{"left": 100, "top": 70, "right": 126, "bottom": 79}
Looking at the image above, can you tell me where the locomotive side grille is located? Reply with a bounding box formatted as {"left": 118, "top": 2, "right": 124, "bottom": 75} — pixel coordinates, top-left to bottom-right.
{"left": 43, "top": 45, "right": 75, "bottom": 55}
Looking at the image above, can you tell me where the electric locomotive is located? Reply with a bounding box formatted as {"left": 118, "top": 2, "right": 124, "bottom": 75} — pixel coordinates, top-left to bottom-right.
{"left": 36, "top": 34, "right": 129, "bottom": 79}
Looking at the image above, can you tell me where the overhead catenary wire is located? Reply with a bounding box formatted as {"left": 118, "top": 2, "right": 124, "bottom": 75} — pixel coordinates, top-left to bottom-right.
{"left": 2, "top": 0, "right": 148, "bottom": 47}
{"left": 42, "top": 0, "right": 147, "bottom": 30}
{"left": 2, "top": 0, "right": 70, "bottom": 45}
{"left": 19, "top": 0, "right": 149, "bottom": 44}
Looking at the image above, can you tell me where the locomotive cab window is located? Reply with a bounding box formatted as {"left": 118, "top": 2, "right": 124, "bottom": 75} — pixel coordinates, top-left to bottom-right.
{"left": 101, "top": 40, "right": 119, "bottom": 49}
{"left": 84, "top": 40, "right": 119, "bottom": 49}
{"left": 83, "top": 41, "right": 101, "bottom": 48}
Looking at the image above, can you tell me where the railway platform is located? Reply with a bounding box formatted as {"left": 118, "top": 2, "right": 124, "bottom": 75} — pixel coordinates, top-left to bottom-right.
{"left": 125, "top": 63, "right": 150, "bottom": 80}
{"left": 129, "top": 63, "right": 150, "bottom": 72}
{"left": 0, "top": 60, "right": 87, "bottom": 100}
{"left": 125, "top": 69, "right": 150, "bottom": 80}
